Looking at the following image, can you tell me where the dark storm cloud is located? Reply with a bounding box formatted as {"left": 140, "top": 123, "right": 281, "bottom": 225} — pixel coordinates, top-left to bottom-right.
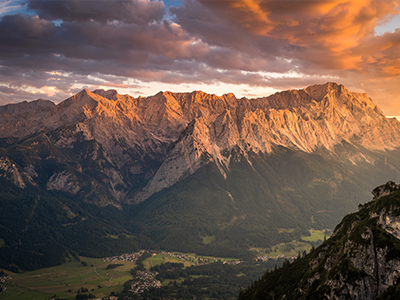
{"left": 0, "top": 3, "right": 284, "bottom": 97}
{"left": 0, "top": 14, "right": 192, "bottom": 61}
{"left": 171, "top": 0, "right": 296, "bottom": 59}
{"left": 27, "top": 0, "right": 166, "bottom": 24}
{"left": 0, "top": 11, "right": 194, "bottom": 95}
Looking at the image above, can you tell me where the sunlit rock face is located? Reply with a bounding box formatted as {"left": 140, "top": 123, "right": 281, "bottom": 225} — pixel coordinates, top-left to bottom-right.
{"left": 1, "top": 82, "right": 400, "bottom": 202}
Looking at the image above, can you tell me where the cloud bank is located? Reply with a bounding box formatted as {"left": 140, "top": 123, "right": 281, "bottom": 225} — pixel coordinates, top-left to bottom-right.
{"left": 0, "top": 0, "right": 399, "bottom": 115}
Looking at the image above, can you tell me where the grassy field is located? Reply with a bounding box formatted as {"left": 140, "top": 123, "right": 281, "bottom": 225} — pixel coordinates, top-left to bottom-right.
{"left": 0, "top": 251, "right": 236, "bottom": 300}
{"left": 143, "top": 253, "right": 192, "bottom": 269}
{"left": 251, "top": 229, "right": 332, "bottom": 258}
{"left": 1, "top": 257, "right": 136, "bottom": 300}
{"left": 301, "top": 229, "right": 330, "bottom": 242}
{"left": 186, "top": 252, "right": 236, "bottom": 261}
{"left": 267, "top": 240, "right": 313, "bottom": 258}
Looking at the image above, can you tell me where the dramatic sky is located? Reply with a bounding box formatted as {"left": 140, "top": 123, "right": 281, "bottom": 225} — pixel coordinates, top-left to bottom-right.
{"left": 1, "top": 0, "right": 400, "bottom": 116}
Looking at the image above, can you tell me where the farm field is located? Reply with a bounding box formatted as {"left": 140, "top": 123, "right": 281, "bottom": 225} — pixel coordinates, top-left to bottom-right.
{"left": 252, "top": 229, "right": 331, "bottom": 259}
{"left": 301, "top": 229, "right": 330, "bottom": 242}
{"left": 1, "top": 256, "right": 134, "bottom": 299}
{"left": 0, "top": 251, "right": 237, "bottom": 300}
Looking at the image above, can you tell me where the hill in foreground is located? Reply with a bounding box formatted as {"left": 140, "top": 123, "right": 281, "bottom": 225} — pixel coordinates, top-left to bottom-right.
{"left": 239, "top": 181, "right": 400, "bottom": 300}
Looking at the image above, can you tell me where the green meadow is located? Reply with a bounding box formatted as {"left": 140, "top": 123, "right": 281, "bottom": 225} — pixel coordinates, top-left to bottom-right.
{"left": 1, "top": 257, "right": 135, "bottom": 299}
{"left": 0, "top": 252, "right": 237, "bottom": 300}
{"left": 266, "top": 240, "right": 313, "bottom": 258}
{"left": 301, "top": 229, "right": 330, "bottom": 242}
{"left": 251, "top": 229, "right": 331, "bottom": 258}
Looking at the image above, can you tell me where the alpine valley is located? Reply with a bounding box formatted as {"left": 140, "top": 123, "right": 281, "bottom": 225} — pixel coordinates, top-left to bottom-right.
{"left": 1, "top": 82, "right": 400, "bottom": 271}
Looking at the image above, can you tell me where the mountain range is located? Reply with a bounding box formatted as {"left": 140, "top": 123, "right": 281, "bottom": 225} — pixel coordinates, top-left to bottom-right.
{"left": 1, "top": 82, "right": 400, "bottom": 270}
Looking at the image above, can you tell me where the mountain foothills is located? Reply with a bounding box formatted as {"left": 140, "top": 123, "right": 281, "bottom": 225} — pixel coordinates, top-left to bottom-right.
{"left": 1, "top": 82, "right": 400, "bottom": 270}
{"left": 239, "top": 181, "right": 400, "bottom": 300}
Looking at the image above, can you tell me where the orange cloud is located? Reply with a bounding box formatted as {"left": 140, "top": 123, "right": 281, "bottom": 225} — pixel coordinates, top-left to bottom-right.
{"left": 2, "top": 0, "right": 400, "bottom": 116}
{"left": 229, "top": 0, "right": 274, "bottom": 35}
{"left": 200, "top": 0, "right": 399, "bottom": 72}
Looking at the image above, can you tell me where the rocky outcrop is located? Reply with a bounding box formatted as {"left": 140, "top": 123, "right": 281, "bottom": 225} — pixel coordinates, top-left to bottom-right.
{"left": 372, "top": 181, "right": 400, "bottom": 200}
{"left": 239, "top": 182, "right": 400, "bottom": 300}
{"left": 309, "top": 184, "right": 400, "bottom": 299}
{"left": 0, "top": 157, "right": 27, "bottom": 188}
{"left": 46, "top": 171, "right": 81, "bottom": 194}
{"left": 0, "top": 99, "right": 55, "bottom": 139}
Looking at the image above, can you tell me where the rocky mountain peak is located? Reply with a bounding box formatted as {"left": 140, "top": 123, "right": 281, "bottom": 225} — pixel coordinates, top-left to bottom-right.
{"left": 0, "top": 98, "right": 55, "bottom": 114}
{"left": 92, "top": 89, "right": 121, "bottom": 100}
{"left": 51, "top": 89, "right": 104, "bottom": 122}
{"left": 305, "top": 82, "right": 347, "bottom": 98}
{"left": 191, "top": 90, "right": 208, "bottom": 99}
{"left": 29, "top": 98, "right": 56, "bottom": 109}
{"left": 263, "top": 82, "right": 370, "bottom": 111}
{"left": 0, "top": 98, "right": 56, "bottom": 139}
{"left": 57, "top": 88, "right": 99, "bottom": 110}
{"left": 372, "top": 181, "right": 400, "bottom": 200}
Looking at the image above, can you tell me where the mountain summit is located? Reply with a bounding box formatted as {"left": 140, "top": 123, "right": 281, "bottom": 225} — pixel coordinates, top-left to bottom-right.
{"left": 2, "top": 82, "right": 400, "bottom": 270}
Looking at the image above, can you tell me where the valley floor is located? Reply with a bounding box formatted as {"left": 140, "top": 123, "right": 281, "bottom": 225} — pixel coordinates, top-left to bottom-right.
{"left": 0, "top": 250, "right": 283, "bottom": 300}
{"left": 0, "top": 230, "right": 327, "bottom": 300}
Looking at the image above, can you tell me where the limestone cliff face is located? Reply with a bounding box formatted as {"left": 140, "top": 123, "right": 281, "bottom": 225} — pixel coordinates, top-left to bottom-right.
{"left": 0, "top": 83, "right": 399, "bottom": 202}
{"left": 0, "top": 157, "right": 29, "bottom": 188}
{"left": 305, "top": 183, "right": 400, "bottom": 299}
{"left": 132, "top": 83, "right": 400, "bottom": 202}
{"left": 239, "top": 182, "right": 400, "bottom": 300}
{"left": 46, "top": 171, "right": 81, "bottom": 194}
{"left": 0, "top": 99, "right": 55, "bottom": 141}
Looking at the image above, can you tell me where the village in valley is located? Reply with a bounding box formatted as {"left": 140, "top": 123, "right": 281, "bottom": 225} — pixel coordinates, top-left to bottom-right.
{"left": 102, "top": 250, "right": 244, "bottom": 295}
{"left": 0, "top": 249, "right": 287, "bottom": 299}
{"left": 103, "top": 250, "right": 242, "bottom": 266}
{"left": 0, "top": 271, "right": 12, "bottom": 295}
